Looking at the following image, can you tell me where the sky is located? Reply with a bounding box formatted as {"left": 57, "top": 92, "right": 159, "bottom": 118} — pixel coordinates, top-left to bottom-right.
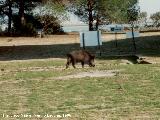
{"left": 63, "top": 0, "right": 160, "bottom": 25}
{"left": 139, "top": 0, "right": 160, "bottom": 17}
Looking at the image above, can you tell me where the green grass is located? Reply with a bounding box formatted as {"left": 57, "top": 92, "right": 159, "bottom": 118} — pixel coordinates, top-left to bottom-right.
{"left": 0, "top": 59, "right": 160, "bottom": 120}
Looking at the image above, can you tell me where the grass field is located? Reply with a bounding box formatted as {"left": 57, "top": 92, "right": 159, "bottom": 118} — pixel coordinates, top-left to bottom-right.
{"left": 0, "top": 59, "right": 160, "bottom": 120}
{"left": 0, "top": 32, "right": 160, "bottom": 120}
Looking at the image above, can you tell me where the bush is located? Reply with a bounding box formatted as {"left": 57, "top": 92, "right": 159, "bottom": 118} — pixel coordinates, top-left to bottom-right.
{"left": 12, "top": 14, "right": 41, "bottom": 37}
{"left": 11, "top": 14, "right": 64, "bottom": 36}
{"left": 36, "top": 15, "right": 64, "bottom": 35}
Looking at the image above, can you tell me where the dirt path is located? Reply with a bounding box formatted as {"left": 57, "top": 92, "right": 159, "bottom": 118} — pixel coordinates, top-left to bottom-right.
{"left": 55, "top": 70, "right": 120, "bottom": 80}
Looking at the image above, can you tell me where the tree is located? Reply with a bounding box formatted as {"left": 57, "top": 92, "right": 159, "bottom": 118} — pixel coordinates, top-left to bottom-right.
{"left": 0, "top": 0, "right": 67, "bottom": 36}
{"left": 0, "top": 0, "right": 12, "bottom": 35}
{"left": 138, "top": 12, "right": 147, "bottom": 26}
{"left": 67, "top": 0, "right": 94, "bottom": 31}
{"left": 67, "top": 0, "right": 138, "bottom": 31}
{"left": 34, "top": 0, "right": 67, "bottom": 34}
{"left": 127, "top": 3, "right": 140, "bottom": 23}
{"left": 36, "top": 15, "right": 63, "bottom": 34}
{"left": 127, "top": 3, "right": 140, "bottom": 53}
{"left": 0, "top": 0, "right": 41, "bottom": 35}
{"left": 8, "top": 0, "right": 12, "bottom": 33}
{"left": 13, "top": 0, "right": 43, "bottom": 34}
{"left": 150, "top": 11, "right": 160, "bottom": 27}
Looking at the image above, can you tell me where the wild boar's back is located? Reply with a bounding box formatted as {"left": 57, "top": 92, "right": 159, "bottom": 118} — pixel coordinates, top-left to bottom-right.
{"left": 70, "top": 50, "right": 90, "bottom": 60}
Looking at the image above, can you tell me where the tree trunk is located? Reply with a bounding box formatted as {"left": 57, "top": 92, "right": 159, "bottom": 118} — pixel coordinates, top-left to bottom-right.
{"left": 87, "top": 0, "right": 94, "bottom": 31}
{"left": 19, "top": 0, "right": 25, "bottom": 26}
{"left": 95, "top": 14, "right": 99, "bottom": 30}
{"left": 131, "top": 22, "right": 136, "bottom": 53}
{"left": 8, "top": 0, "right": 12, "bottom": 36}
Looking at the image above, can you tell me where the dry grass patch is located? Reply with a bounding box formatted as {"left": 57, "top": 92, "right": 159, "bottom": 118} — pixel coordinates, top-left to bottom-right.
{"left": 55, "top": 70, "right": 120, "bottom": 80}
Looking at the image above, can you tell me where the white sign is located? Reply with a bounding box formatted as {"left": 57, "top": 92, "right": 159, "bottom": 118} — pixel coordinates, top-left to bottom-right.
{"left": 80, "top": 31, "right": 102, "bottom": 47}
{"left": 110, "top": 26, "right": 123, "bottom": 32}
{"left": 126, "top": 31, "right": 140, "bottom": 38}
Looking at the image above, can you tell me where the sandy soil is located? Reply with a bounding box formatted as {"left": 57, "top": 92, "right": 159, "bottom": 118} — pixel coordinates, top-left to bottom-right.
{"left": 0, "top": 32, "right": 160, "bottom": 46}
{"left": 0, "top": 35, "right": 79, "bottom": 46}
{"left": 55, "top": 70, "right": 120, "bottom": 80}
{"left": 0, "top": 32, "right": 160, "bottom": 63}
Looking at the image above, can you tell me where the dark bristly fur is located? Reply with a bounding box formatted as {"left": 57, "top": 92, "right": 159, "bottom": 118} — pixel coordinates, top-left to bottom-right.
{"left": 66, "top": 50, "right": 95, "bottom": 69}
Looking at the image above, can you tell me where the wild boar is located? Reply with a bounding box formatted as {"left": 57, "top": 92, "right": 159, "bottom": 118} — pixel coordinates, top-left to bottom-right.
{"left": 66, "top": 50, "right": 95, "bottom": 68}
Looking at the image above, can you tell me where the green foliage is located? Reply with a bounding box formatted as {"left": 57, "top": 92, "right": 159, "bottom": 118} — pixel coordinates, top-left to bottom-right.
{"left": 68, "top": 0, "right": 138, "bottom": 25}
{"left": 12, "top": 14, "right": 41, "bottom": 36}
{"left": 127, "top": 3, "right": 140, "bottom": 23}
{"left": 107, "top": 0, "right": 138, "bottom": 23}
{"left": 34, "top": 0, "right": 67, "bottom": 34}
{"left": 22, "top": 23, "right": 37, "bottom": 36}
{"left": 139, "top": 12, "right": 147, "bottom": 19}
{"left": 0, "top": 0, "right": 67, "bottom": 36}
{"left": 44, "top": 2, "right": 67, "bottom": 16}
{"left": 150, "top": 11, "right": 160, "bottom": 27}
{"left": 36, "top": 15, "right": 64, "bottom": 34}
{"left": 14, "top": 23, "right": 37, "bottom": 37}
{"left": 138, "top": 12, "right": 147, "bottom": 25}
{"left": 66, "top": 0, "right": 138, "bottom": 31}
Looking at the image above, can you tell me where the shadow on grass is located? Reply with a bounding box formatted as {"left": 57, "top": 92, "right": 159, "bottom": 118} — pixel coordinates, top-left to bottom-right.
{"left": 0, "top": 35, "right": 160, "bottom": 61}
{"left": 97, "top": 35, "right": 160, "bottom": 60}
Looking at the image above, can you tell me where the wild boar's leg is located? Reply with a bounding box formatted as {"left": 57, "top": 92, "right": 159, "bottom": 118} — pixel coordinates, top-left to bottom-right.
{"left": 66, "top": 62, "right": 70, "bottom": 69}
{"left": 81, "top": 61, "right": 84, "bottom": 68}
{"left": 71, "top": 60, "right": 76, "bottom": 68}
{"left": 66, "top": 59, "right": 70, "bottom": 69}
{"left": 66, "top": 55, "right": 72, "bottom": 69}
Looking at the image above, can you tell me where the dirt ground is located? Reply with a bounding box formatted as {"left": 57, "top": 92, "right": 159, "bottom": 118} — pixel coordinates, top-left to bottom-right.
{"left": 0, "top": 32, "right": 160, "bottom": 46}
{"left": 0, "top": 32, "right": 160, "bottom": 63}
{"left": 55, "top": 70, "right": 120, "bottom": 80}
